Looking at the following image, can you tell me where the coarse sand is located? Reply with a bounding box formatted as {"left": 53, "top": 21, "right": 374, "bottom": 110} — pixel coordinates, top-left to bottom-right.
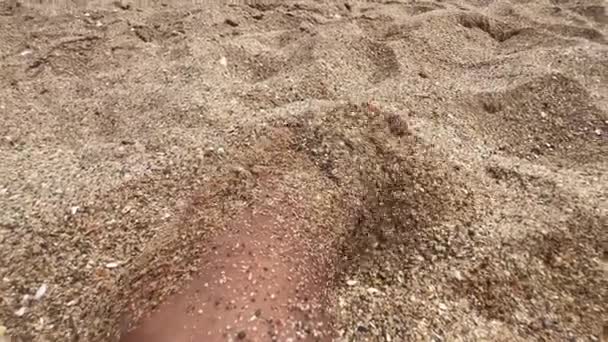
{"left": 0, "top": 0, "right": 607, "bottom": 341}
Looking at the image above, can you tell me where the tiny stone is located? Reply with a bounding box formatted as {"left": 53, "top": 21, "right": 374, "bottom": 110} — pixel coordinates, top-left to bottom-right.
{"left": 432, "top": 333, "right": 444, "bottom": 342}
{"left": 346, "top": 279, "right": 358, "bottom": 286}
{"left": 299, "top": 21, "right": 314, "bottom": 33}
{"left": 112, "top": 1, "right": 131, "bottom": 10}
{"left": 105, "top": 262, "right": 120, "bottom": 269}
{"left": 237, "top": 330, "right": 246, "bottom": 339}
{"left": 366, "top": 287, "right": 381, "bottom": 295}
{"left": 225, "top": 18, "right": 239, "bottom": 27}
{"left": 21, "top": 294, "right": 31, "bottom": 306}
{"left": 15, "top": 307, "right": 26, "bottom": 317}
{"left": 34, "top": 283, "right": 47, "bottom": 300}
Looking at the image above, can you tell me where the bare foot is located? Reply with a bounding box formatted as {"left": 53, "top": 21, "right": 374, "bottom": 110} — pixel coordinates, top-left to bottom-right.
{"left": 121, "top": 202, "right": 332, "bottom": 342}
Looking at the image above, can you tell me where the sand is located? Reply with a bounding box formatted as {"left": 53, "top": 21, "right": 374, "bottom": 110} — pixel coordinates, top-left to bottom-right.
{"left": 0, "top": 0, "right": 607, "bottom": 341}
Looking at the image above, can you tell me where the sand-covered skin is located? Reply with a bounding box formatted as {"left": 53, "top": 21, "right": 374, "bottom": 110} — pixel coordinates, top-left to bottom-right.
{"left": 0, "top": 0, "right": 607, "bottom": 341}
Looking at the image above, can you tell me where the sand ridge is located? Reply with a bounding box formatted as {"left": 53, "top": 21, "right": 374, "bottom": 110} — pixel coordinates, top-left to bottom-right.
{"left": 0, "top": 0, "right": 607, "bottom": 341}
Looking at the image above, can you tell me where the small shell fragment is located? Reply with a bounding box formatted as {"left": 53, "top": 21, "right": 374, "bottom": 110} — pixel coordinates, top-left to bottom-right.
{"left": 15, "top": 307, "right": 26, "bottom": 317}
{"left": 105, "top": 262, "right": 120, "bottom": 269}
{"left": 34, "top": 283, "right": 47, "bottom": 300}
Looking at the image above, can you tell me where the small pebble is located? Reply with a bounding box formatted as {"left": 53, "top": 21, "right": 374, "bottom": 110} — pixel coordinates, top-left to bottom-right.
{"left": 34, "top": 283, "right": 47, "bottom": 300}
{"left": 225, "top": 18, "right": 239, "bottom": 27}
{"left": 15, "top": 307, "right": 26, "bottom": 317}
{"left": 366, "top": 287, "right": 381, "bottom": 295}
{"left": 105, "top": 262, "right": 120, "bottom": 269}
{"left": 357, "top": 325, "right": 368, "bottom": 332}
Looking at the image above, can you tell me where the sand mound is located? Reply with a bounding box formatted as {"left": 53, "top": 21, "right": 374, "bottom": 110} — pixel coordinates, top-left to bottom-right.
{"left": 0, "top": 0, "right": 606, "bottom": 341}
{"left": 470, "top": 73, "right": 606, "bottom": 164}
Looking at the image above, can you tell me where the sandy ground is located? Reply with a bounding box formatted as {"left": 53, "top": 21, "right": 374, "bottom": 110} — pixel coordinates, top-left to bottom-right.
{"left": 0, "top": 0, "right": 607, "bottom": 341}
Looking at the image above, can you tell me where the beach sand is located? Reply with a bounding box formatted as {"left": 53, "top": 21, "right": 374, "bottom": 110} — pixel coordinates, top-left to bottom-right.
{"left": 0, "top": 0, "right": 606, "bottom": 341}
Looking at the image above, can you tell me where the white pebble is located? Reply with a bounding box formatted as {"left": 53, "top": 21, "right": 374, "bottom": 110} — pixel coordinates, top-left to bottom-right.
{"left": 219, "top": 56, "right": 227, "bottom": 67}
{"left": 346, "top": 279, "right": 358, "bottom": 286}
{"left": 34, "top": 283, "right": 47, "bottom": 300}
{"left": 14, "top": 307, "right": 26, "bottom": 317}
{"left": 105, "top": 262, "right": 120, "bottom": 269}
